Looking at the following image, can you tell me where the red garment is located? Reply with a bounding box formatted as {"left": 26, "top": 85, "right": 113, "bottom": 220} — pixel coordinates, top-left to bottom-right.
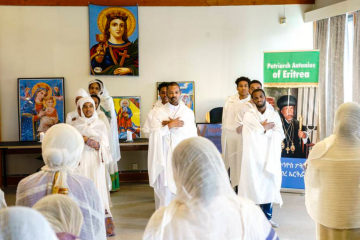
{"left": 117, "top": 109, "right": 132, "bottom": 129}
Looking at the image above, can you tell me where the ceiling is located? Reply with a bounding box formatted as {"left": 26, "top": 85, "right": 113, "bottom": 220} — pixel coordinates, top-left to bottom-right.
{"left": 0, "top": 0, "right": 315, "bottom": 6}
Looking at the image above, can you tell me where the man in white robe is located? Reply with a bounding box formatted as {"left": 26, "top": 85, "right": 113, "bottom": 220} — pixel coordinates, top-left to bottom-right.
{"left": 238, "top": 89, "right": 284, "bottom": 228}
{"left": 234, "top": 80, "right": 273, "bottom": 190}
{"left": 221, "top": 77, "right": 250, "bottom": 191}
{"left": 88, "top": 79, "right": 121, "bottom": 191}
{"left": 148, "top": 82, "right": 198, "bottom": 209}
{"left": 235, "top": 80, "right": 263, "bottom": 132}
{"left": 143, "top": 82, "right": 169, "bottom": 138}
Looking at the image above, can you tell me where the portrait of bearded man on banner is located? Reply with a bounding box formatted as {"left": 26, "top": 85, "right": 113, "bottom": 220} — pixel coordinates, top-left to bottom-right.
{"left": 277, "top": 95, "right": 310, "bottom": 158}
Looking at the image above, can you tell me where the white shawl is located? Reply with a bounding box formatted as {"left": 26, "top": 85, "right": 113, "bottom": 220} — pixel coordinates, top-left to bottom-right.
{"left": 71, "top": 97, "right": 113, "bottom": 166}
{"left": 238, "top": 106, "right": 284, "bottom": 205}
{"left": 0, "top": 207, "right": 58, "bottom": 240}
{"left": 148, "top": 102, "right": 197, "bottom": 195}
{"left": 143, "top": 100, "right": 164, "bottom": 138}
{"left": 305, "top": 102, "right": 360, "bottom": 229}
{"left": 66, "top": 88, "right": 89, "bottom": 124}
{"left": 143, "top": 137, "right": 276, "bottom": 240}
{"left": 33, "top": 194, "right": 84, "bottom": 237}
{"left": 88, "top": 79, "right": 121, "bottom": 163}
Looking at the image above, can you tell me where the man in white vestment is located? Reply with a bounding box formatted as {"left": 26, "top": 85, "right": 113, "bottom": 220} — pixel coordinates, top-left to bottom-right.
{"left": 88, "top": 79, "right": 121, "bottom": 191}
{"left": 143, "top": 82, "right": 169, "bottom": 138}
{"left": 221, "top": 77, "right": 250, "bottom": 191}
{"left": 238, "top": 89, "right": 284, "bottom": 228}
{"left": 148, "top": 82, "right": 198, "bottom": 209}
{"left": 234, "top": 80, "right": 273, "bottom": 191}
{"left": 235, "top": 80, "right": 263, "bottom": 133}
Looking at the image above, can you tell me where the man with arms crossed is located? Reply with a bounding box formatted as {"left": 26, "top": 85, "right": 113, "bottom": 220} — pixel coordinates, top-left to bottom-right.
{"left": 238, "top": 89, "right": 284, "bottom": 228}
{"left": 148, "top": 82, "right": 197, "bottom": 209}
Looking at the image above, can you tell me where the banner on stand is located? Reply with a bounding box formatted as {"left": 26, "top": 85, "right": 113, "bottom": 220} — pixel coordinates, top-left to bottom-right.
{"left": 264, "top": 50, "right": 319, "bottom": 87}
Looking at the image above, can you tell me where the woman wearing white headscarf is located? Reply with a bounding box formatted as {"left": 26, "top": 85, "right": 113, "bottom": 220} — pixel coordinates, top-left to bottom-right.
{"left": 33, "top": 194, "right": 83, "bottom": 240}
{"left": 305, "top": 102, "right": 360, "bottom": 240}
{"left": 66, "top": 88, "right": 89, "bottom": 124}
{"left": 16, "top": 124, "right": 106, "bottom": 240}
{"left": 71, "top": 96, "right": 115, "bottom": 236}
{"left": 88, "top": 79, "right": 121, "bottom": 191}
{"left": 0, "top": 206, "right": 58, "bottom": 240}
{"left": 143, "top": 137, "right": 278, "bottom": 240}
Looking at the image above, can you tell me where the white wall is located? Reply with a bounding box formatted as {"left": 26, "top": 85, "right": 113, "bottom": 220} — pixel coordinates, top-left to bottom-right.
{"left": 0, "top": 5, "right": 313, "bottom": 173}
{"left": 0, "top": 5, "right": 313, "bottom": 142}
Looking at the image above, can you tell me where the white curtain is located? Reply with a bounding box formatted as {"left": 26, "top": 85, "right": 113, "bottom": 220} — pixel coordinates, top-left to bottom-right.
{"left": 315, "top": 19, "right": 330, "bottom": 141}
{"left": 316, "top": 15, "right": 347, "bottom": 141}
{"left": 297, "top": 87, "right": 318, "bottom": 143}
{"left": 353, "top": 11, "right": 360, "bottom": 104}
{"left": 327, "top": 15, "right": 346, "bottom": 134}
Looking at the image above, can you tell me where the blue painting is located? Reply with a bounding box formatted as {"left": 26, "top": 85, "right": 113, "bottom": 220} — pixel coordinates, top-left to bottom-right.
{"left": 89, "top": 4, "right": 139, "bottom": 76}
{"left": 197, "top": 123, "right": 222, "bottom": 153}
{"left": 18, "top": 78, "right": 65, "bottom": 141}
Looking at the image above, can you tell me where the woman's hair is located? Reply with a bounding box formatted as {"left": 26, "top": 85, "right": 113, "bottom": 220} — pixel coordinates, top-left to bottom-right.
{"left": 90, "top": 94, "right": 101, "bottom": 104}
{"left": 105, "top": 11, "right": 129, "bottom": 43}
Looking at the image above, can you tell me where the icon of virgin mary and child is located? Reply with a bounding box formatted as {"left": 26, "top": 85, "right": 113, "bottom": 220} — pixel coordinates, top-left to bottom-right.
{"left": 21, "top": 83, "right": 60, "bottom": 141}
{"left": 90, "top": 8, "right": 139, "bottom": 76}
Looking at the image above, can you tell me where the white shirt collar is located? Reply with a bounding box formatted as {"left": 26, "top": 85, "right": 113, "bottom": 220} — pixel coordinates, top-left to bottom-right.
{"left": 169, "top": 103, "right": 180, "bottom": 112}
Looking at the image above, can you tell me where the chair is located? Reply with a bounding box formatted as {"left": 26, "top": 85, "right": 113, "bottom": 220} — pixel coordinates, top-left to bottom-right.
{"left": 205, "top": 107, "right": 223, "bottom": 123}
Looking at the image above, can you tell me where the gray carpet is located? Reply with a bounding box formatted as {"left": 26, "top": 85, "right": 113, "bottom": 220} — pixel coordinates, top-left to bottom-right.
{"left": 3, "top": 183, "right": 316, "bottom": 240}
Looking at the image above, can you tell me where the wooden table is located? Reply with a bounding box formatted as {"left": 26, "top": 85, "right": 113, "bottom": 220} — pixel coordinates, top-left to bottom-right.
{"left": 0, "top": 138, "right": 149, "bottom": 187}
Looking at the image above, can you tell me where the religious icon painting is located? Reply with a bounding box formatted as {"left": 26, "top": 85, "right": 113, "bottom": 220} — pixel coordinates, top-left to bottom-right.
{"left": 156, "top": 81, "right": 195, "bottom": 113}
{"left": 265, "top": 87, "right": 317, "bottom": 158}
{"left": 113, "top": 96, "right": 141, "bottom": 139}
{"left": 18, "top": 78, "right": 65, "bottom": 141}
{"left": 89, "top": 4, "right": 139, "bottom": 76}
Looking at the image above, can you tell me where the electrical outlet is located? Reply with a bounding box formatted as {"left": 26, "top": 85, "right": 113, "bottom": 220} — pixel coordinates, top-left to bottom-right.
{"left": 132, "top": 163, "right": 138, "bottom": 170}
{"left": 280, "top": 18, "right": 287, "bottom": 25}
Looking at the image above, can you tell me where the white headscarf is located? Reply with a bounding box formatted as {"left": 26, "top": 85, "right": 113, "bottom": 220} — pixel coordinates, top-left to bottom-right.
{"left": 88, "top": 79, "right": 111, "bottom": 110}
{"left": 66, "top": 88, "right": 89, "bottom": 124}
{"left": 16, "top": 124, "right": 106, "bottom": 240}
{"left": 88, "top": 79, "right": 121, "bottom": 162}
{"left": 305, "top": 102, "right": 360, "bottom": 229}
{"left": 33, "top": 194, "right": 83, "bottom": 237}
{"left": 143, "top": 137, "right": 275, "bottom": 240}
{"left": 0, "top": 206, "right": 58, "bottom": 240}
{"left": 41, "top": 124, "right": 84, "bottom": 194}
{"left": 75, "top": 88, "right": 89, "bottom": 103}
{"left": 72, "top": 97, "right": 112, "bottom": 165}
{"left": 73, "top": 97, "right": 102, "bottom": 140}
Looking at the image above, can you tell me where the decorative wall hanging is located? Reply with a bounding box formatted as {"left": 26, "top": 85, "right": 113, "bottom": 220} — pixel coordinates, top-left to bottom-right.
{"left": 89, "top": 4, "right": 139, "bottom": 76}
{"left": 18, "top": 78, "right": 65, "bottom": 141}
{"left": 113, "top": 96, "right": 141, "bottom": 139}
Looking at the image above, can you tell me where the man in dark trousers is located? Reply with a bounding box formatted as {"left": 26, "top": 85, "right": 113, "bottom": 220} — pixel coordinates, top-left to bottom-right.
{"left": 277, "top": 95, "right": 309, "bottom": 158}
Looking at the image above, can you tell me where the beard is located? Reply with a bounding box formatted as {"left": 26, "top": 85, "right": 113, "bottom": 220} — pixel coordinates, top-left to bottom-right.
{"left": 255, "top": 100, "right": 266, "bottom": 108}
{"left": 170, "top": 97, "right": 178, "bottom": 104}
